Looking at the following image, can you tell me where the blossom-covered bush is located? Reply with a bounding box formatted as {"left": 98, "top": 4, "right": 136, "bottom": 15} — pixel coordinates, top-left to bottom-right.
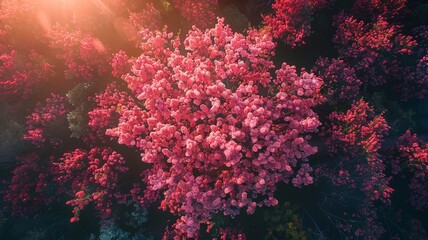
{"left": 324, "top": 99, "right": 392, "bottom": 203}
{"left": 215, "top": 227, "right": 247, "bottom": 240}
{"left": 23, "top": 93, "right": 69, "bottom": 148}
{"left": 393, "top": 131, "right": 428, "bottom": 210}
{"left": 88, "top": 82, "right": 136, "bottom": 140}
{"left": 111, "top": 51, "right": 133, "bottom": 78}
{"left": 334, "top": 15, "right": 417, "bottom": 87}
{"left": 3, "top": 153, "right": 59, "bottom": 216}
{"left": 105, "top": 18, "right": 322, "bottom": 237}
{"left": 55, "top": 147, "right": 128, "bottom": 222}
{"left": 316, "top": 99, "right": 395, "bottom": 239}
{"left": 313, "top": 58, "right": 362, "bottom": 103}
{"left": 0, "top": 50, "right": 54, "bottom": 100}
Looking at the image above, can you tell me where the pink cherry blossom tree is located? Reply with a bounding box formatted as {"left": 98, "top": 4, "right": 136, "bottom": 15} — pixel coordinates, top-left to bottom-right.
{"left": 105, "top": 18, "right": 323, "bottom": 237}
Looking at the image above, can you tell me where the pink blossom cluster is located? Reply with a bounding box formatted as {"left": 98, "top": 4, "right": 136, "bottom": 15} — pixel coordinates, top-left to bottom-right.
{"left": 313, "top": 58, "right": 362, "bottom": 102}
{"left": 394, "top": 131, "right": 428, "bottom": 210}
{"left": 2, "top": 153, "right": 59, "bottom": 216}
{"left": 105, "top": 18, "right": 322, "bottom": 237}
{"left": 171, "top": 0, "right": 219, "bottom": 29}
{"left": 55, "top": 147, "right": 128, "bottom": 223}
{"left": 262, "top": 0, "right": 328, "bottom": 47}
{"left": 0, "top": 50, "right": 54, "bottom": 100}
{"left": 23, "top": 93, "right": 68, "bottom": 148}
{"left": 111, "top": 50, "right": 133, "bottom": 78}
{"left": 47, "top": 25, "right": 110, "bottom": 81}
{"left": 333, "top": 15, "right": 417, "bottom": 86}
{"left": 88, "top": 82, "right": 136, "bottom": 139}
{"left": 325, "top": 99, "right": 393, "bottom": 203}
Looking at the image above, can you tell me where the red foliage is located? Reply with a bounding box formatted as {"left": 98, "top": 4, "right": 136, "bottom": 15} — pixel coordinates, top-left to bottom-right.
{"left": 88, "top": 82, "right": 136, "bottom": 140}
{"left": 171, "top": 0, "right": 219, "bottom": 29}
{"left": 397, "top": 26, "right": 428, "bottom": 100}
{"left": 3, "top": 154, "right": 60, "bottom": 215}
{"left": 352, "top": 0, "right": 407, "bottom": 21}
{"left": 313, "top": 58, "right": 362, "bottom": 102}
{"left": 0, "top": 0, "right": 47, "bottom": 48}
{"left": 334, "top": 15, "right": 417, "bottom": 86}
{"left": 105, "top": 19, "right": 322, "bottom": 237}
{"left": 0, "top": 50, "right": 54, "bottom": 100}
{"left": 262, "top": 0, "right": 328, "bottom": 47}
{"left": 394, "top": 131, "right": 428, "bottom": 210}
{"left": 23, "top": 93, "right": 69, "bottom": 148}
{"left": 55, "top": 147, "right": 128, "bottom": 222}
{"left": 325, "top": 99, "right": 393, "bottom": 203}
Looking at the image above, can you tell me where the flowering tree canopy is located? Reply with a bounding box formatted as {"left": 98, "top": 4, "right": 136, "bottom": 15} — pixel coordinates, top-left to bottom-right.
{"left": 104, "top": 18, "right": 322, "bottom": 237}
